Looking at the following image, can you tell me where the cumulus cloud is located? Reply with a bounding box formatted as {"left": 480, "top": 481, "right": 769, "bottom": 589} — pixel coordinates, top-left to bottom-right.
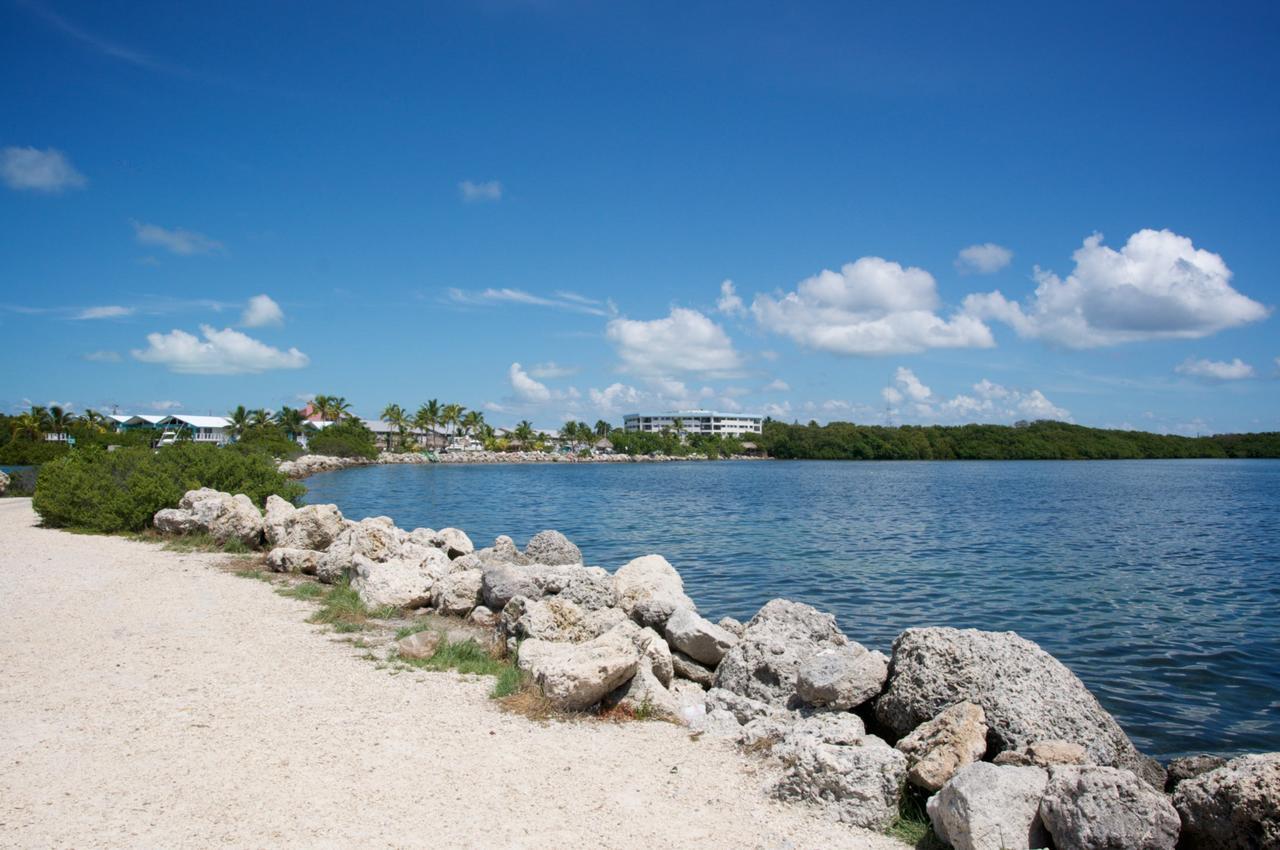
{"left": 763, "top": 401, "right": 792, "bottom": 419}
{"left": 131, "top": 325, "right": 309, "bottom": 374}
{"left": 509, "top": 362, "right": 553, "bottom": 403}
{"left": 964, "top": 229, "right": 1270, "bottom": 348}
{"left": 883, "top": 368, "right": 1070, "bottom": 423}
{"left": 241, "top": 294, "right": 284, "bottom": 327}
{"left": 717, "top": 279, "right": 746, "bottom": 316}
{"left": 74, "top": 305, "right": 133, "bottom": 320}
{"left": 588, "top": 382, "right": 645, "bottom": 415}
{"left": 607, "top": 307, "right": 742, "bottom": 376}
{"left": 763, "top": 379, "right": 790, "bottom": 392}
{"left": 1175, "top": 357, "right": 1255, "bottom": 381}
{"left": 459, "top": 180, "right": 502, "bottom": 202}
{"left": 752, "top": 257, "right": 994, "bottom": 355}
{"left": 955, "top": 243, "right": 1013, "bottom": 275}
{"left": 132, "top": 220, "right": 223, "bottom": 255}
{"left": 2, "top": 146, "right": 86, "bottom": 193}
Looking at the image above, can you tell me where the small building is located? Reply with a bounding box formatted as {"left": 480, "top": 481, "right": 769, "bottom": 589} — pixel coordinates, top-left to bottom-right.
{"left": 156, "top": 415, "right": 234, "bottom": 446}
{"left": 622, "top": 410, "right": 763, "bottom": 437}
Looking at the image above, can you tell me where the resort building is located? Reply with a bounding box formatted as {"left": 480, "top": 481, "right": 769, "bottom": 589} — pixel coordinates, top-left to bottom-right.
{"left": 622, "top": 410, "right": 764, "bottom": 437}
{"left": 156, "top": 415, "right": 234, "bottom": 446}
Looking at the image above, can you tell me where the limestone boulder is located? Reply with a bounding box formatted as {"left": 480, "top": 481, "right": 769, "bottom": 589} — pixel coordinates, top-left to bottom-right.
{"left": 1039, "top": 765, "right": 1179, "bottom": 850}
{"left": 517, "top": 627, "right": 641, "bottom": 710}
{"left": 432, "top": 568, "right": 483, "bottom": 616}
{"left": 265, "top": 500, "right": 344, "bottom": 551}
{"left": 556, "top": 570, "right": 616, "bottom": 611}
{"left": 776, "top": 712, "right": 867, "bottom": 749}
{"left": 876, "top": 627, "right": 1164, "bottom": 787}
{"left": 896, "top": 701, "right": 988, "bottom": 792}
{"left": 262, "top": 495, "right": 296, "bottom": 545}
{"left": 397, "top": 630, "right": 441, "bottom": 660}
{"left": 169, "top": 488, "right": 265, "bottom": 547}
{"left": 664, "top": 606, "right": 737, "bottom": 666}
{"left": 994, "top": 739, "right": 1089, "bottom": 770}
{"left": 613, "top": 554, "right": 695, "bottom": 629}
{"left": 350, "top": 551, "right": 449, "bottom": 610}
{"left": 927, "top": 762, "right": 1051, "bottom": 850}
{"left": 523, "top": 529, "right": 583, "bottom": 565}
{"left": 795, "top": 644, "right": 888, "bottom": 711}
{"left": 717, "top": 616, "right": 745, "bottom": 638}
{"left": 671, "top": 650, "right": 715, "bottom": 688}
{"left": 706, "top": 688, "right": 774, "bottom": 725}
{"left": 1173, "top": 752, "right": 1280, "bottom": 849}
{"left": 317, "top": 516, "right": 410, "bottom": 583}
{"left": 501, "top": 595, "right": 624, "bottom": 647}
{"left": 771, "top": 733, "right": 906, "bottom": 830}
{"left": 432, "top": 527, "right": 474, "bottom": 559}
{"left": 605, "top": 665, "right": 682, "bottom": 720}
{"left": 712, "top": 598, "right": 849, "bottom": 707}
{"left": 1164, "top": 754, "right": 1227, "bottom": 792}
{"left": 475, "top": 535, "right": 529, "bottom": 567}
{"left": 154, "top": 507, "right": 200, "bottom": 535}
{"left": 266, "top": 547, "right": 322, "bottom": 575}
{"left": 468, "top": 605, "right": 498, "bottom": 629}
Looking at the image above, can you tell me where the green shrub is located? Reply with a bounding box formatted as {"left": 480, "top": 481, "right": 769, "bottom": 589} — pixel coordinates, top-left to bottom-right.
{"left": 32, "top": 443, "right": 304, "bottom": 533}
{"left": 307, "top": 418, "right": 379, "bottom": 459}
{"left": 0, "top": 438, "right": 70, "bottom": 465}
{"left": 232, "top": 424, "right": 304, "bottom": 459}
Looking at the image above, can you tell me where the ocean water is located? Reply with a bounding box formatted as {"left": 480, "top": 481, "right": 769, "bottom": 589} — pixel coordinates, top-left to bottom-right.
{"left": 302, "top": 459, "right": 1280, "bottom": 760}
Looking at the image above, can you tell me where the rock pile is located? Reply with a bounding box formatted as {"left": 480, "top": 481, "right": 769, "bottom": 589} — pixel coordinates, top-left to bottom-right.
{"left": 151, "top": 488, "right": 1278, "bottom": 847}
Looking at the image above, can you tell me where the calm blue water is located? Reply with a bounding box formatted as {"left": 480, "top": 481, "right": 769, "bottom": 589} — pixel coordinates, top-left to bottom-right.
{"left": 303, "top": 459, "right": 1280, "bottom": 760}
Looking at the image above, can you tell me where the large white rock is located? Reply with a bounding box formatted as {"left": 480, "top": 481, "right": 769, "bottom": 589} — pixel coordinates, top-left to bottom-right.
{"left": 605, "top": 664, "right": 682, "bottom": 720}
{"left": 712, "top": 598, "right": 849, "bottom": 707}
{"left": 523, "top": 529, "right": 582, "bottom": 565}
{"left": 771, "top": 733, "right": 906, "bottom": 830}
{"left": 154, "top": 507, "right": 200, "bottom": 535}
{"left": 896, "top": 701, "right": 989, "bottom": 792}
{"left": 316, "top": 517, "right": 413, "bottom": 583}
{"left": 664, "top": 606, "right": 737, "bottom": 666}
{"left": 432, "top": 527, "right": 474, "bottom": 559}
{"left": 1172, "top": 752, "right": 1280, "bottom": 849}
{"left": 349, "top": 550, "right": 450, "bottom": 610}
{"left": 264, "top": 495, "right": 344, "bottom": 550}
{"left": 501, "top": 595, "right": 624, "bottom": 646}
{"left": 517, "top": 626, "right": 641, "bottom": 710}
{"left": 266, "top": 547, "right": 322, "bottom": 574}
{"left": 794, "top": 644, "right": 888, "bottom": 711}
{"left": 877, "top": 627, "right": 1163, "bottom": 787}
{"left": 927, "top": 762, "right": 1051, "bottom": 850}
{"left": 613, "top": 554, "right": 695, "bottom": 629}
{"left": 171, "top": 488, "right": 264, "bottom": 547}
{"left": 1039, "top": 765, "right": 1180, "bottom": 850}
{"left": 432, "top": 568, "right": 483, "bottom": 615}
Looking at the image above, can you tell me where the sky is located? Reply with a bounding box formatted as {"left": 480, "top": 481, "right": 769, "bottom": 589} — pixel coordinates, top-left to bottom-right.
{"left": 2, "top": 0, "right": 1278, "bottom": 434}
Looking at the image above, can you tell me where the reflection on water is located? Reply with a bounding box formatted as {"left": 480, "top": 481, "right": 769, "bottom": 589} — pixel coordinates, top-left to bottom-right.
{"left": 304, "top": 459, "right": 1280, "bottom": 759}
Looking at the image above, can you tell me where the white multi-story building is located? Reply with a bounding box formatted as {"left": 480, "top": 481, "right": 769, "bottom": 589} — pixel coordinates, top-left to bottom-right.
{"left": 622, "top": 410, "right": 763, "bottom": 437}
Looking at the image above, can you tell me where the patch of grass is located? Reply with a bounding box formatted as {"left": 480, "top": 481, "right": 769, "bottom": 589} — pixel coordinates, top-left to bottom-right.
{"left": 308, "top": 580, "right": 371, "bottom": 632}
{"left": 277, "top": 581, "right": 326, "bottom": 600}
{"left": 888, "top": 785, "right": 949, "bottom": 849}
{"left": 396, "top": 636, "right": 535, "bottom": 703}
{"left": 157, "top": 531, "right": 254, "bottom": 555}
{"left": 233, "top": 568, "right": 273, "bottom": 582}
{"left": 491, "top": 663, "right": 525, "bottom": 699}
{"left": 395, "top": 622, "right": 434, "bottom": 640}
{"left": 368, "top": 604, "right": 403, "bottom": 620}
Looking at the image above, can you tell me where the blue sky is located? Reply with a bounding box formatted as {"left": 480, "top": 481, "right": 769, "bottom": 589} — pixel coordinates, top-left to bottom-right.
{"left": 2, "top": 0, "right": 1278, "bottom": 433}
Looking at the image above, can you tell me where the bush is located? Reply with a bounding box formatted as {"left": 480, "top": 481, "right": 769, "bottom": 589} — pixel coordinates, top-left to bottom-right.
{"left": 233, "top": 424, "right": 304, "bottom": 459}
{"left": 33, "top": 443, "right": 305, "bottom": 533}
{"left": 307, "top": 418, "right": 378, "bottom": 459}
{"left": 0, "top": 438, "right": 70, "bottom": 465}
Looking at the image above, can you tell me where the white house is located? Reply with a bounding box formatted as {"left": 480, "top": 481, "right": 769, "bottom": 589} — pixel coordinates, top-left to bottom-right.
{"left": 156, "top": 415, "right": 234, "bottom": 446}
{"left": 622, "top": 410, "right": 763, "bottom": 437}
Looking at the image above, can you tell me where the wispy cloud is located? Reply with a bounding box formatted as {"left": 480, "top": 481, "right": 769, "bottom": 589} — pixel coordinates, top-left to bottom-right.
{"left": 528, "top": 361, "right": 578, "bottom": 379}
{"left": 131, "top": 220, "right": 223, "bottom": 256}
{"left": 83, "top": 350, "right": 121, "bottom": 362}
{"left": 1175, "top": 357, "right": 1255, "bottom": 382}
{"left": 1, "top": 146, "right": 87, "bottom": 193}
{"left": 459, "top": 179, "right": 503, "bottom": 202}
{"left": 447, "top": 287, "right": 616, "bottom": 317}
{"left": 74, "top": 305, "right": 134, "bottom": 320}
{"left": 20, "top": 0, "right": 183, "bottom": 75}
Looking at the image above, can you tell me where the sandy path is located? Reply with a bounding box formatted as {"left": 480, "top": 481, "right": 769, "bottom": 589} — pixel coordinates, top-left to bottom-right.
{"left": 0, "top": 499, "right": 903, "bottom": 850}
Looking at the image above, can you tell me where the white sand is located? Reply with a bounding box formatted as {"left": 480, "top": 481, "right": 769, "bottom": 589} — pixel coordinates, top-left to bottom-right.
{"left": 0, "top": 499, "right": 904, "bottom": 850}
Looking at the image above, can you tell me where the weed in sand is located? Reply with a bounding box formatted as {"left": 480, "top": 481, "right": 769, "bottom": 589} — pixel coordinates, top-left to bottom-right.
{"left": 888, "top": 785, "right": 948, "bottom": 848}
{"left": 308, "top": 581, "right": 371, "bottom": 632}
{"left": 277, "top": 581, "right": 325, "bottom": 600}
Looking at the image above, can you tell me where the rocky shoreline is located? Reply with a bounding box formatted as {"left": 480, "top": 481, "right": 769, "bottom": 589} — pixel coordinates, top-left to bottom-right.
{"left": 152, "top": 486, "right": 1279, "bottom": 849}
{"left": 277, "top": 451, "right": 762, "bottom": 479}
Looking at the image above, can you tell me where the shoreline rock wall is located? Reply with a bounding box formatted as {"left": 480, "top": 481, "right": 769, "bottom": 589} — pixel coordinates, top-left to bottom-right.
{"left": 150, "top": 487, "right": 1279, "bottom": 847}
{"left": 277, "top": 451, "right": 765, "bottom": 479}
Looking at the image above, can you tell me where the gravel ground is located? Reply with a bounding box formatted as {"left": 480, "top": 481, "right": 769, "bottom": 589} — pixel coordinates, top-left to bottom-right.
{"left": 0, "top": 499, "right": 904, "bottom": 850}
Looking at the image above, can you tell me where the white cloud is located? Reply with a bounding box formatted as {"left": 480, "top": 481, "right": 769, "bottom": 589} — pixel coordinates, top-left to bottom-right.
{"left": 752, "top": 256, "right": 995, "bottom": 355}
{"left": 241, "top": 294, "right": 284, "bottom": 327}
{"left": 1, "top": 146, "right": 86, "bottom": 193}
{"left": 447, "top": 287, "right": 615, "bottom": 317}
{"left": 131, "top": 325, "right": 309, "bottom": 374}
{"left": 763, "top": 401, "right": 792, "bottom": 419}
{"left": 763, "top": 379, "right": 790, "bottom": 392}
{"left": 528, "top": 361, "right": 578, "bottom": 379}
{"left": 955, "top": 243, "right": 1013, "bottom": 275}
{"left": 148, "top": 400, "right": 183, "bottom": 411}
{"left": 717, "top": 279, "right": 746, "bottom": 316}
{"left": 964, "top": 229, "right": 1270, "bottom": 348}
{"left": 607, "top": 307, "right": 742, "bottom": 376}
{"left": 509, "top": 362, "right": 553, "bottom": 403}
{"left": 588, "top": 383, "right": 645, "bottom": 415}
{"left": 74, "top": 305, "right": 133, "bottom": 320}
{"left": 83, "top": 350, "right": 121, "bottom": 362}
{"left": 459, "top": 180, "right": 502, "bottom": 202}
{"left": 131, "top": 220, "right": 223, "bottom": 256}
{"left": 1175, "top": 357, "right": 1255, "bottom": 381}
{"left": 883, "top": 369, "right": 1070, "bottom": 423}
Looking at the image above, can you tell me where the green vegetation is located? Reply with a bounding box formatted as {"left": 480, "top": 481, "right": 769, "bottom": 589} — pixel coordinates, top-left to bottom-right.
{"left": 308, "top": 580, "right": 373, "bottom": 632}
{"left": 396, "top": 634, "right": 526, "bottom": 698}
{"left": 888, "top": 786, "right": 949, "bottom": 848}
{"left": 159, "top": 532, "right": 254, "bottom": 554}
{"left": 277, "top": 581, "right": 326, "bottom": 601}
{"left": 31, "top": 443, "right": 304, "bottom": 533}
{"left": 759, "top": 418, "right": 1280, "bottom": 460}
{"left": 606, "top": 429, "right": 745, "bottom": 458}
{"left": 306, "top": 417, "right": 380, "bottom": 459}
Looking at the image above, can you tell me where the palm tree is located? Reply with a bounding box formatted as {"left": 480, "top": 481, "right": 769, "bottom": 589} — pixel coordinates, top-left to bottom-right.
{"left": 513, "top": 419, "right": 534, "bottom": 447}
{"left": 415, "top": 399, "right": 441, "bottom": 449}
{"left": 311, "top": 394, "right": 351, "bottom": 422}
{"left": 595, "top": 420, "right": 611, "bottom": 437}
{"left": 277, "top": 406, "right": 306, "bottom": 442}
{"left": 559, "top": 421, "right": 580, "bottom": 446}
{"left": 248, "top": 408, "right": 273, "bottom": 428}
{"left": 460, "top": 410, "right": 484, "bottom": 440}
{"left": 381, "top": 403, "right": 408, "bottom": 450}
{"left": 30, "top": 405, "right": 51, "bottom": 431}
{"left": 46, "top": 405, "right": 75, "bottom": 439}
{"left": 672, "top": 417, "right": 685, "bottom": 442}
{"left": 11, "top": 411, "right": 43, "bottom": 441}
{"left": 227, "top": 405, "right": 250, "bottom": 439}
{"left": 441, "top": 403, "right": 465, "bottom": 441}
{"left": 80, "top": 409, "right": 110, "bottom": 431}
